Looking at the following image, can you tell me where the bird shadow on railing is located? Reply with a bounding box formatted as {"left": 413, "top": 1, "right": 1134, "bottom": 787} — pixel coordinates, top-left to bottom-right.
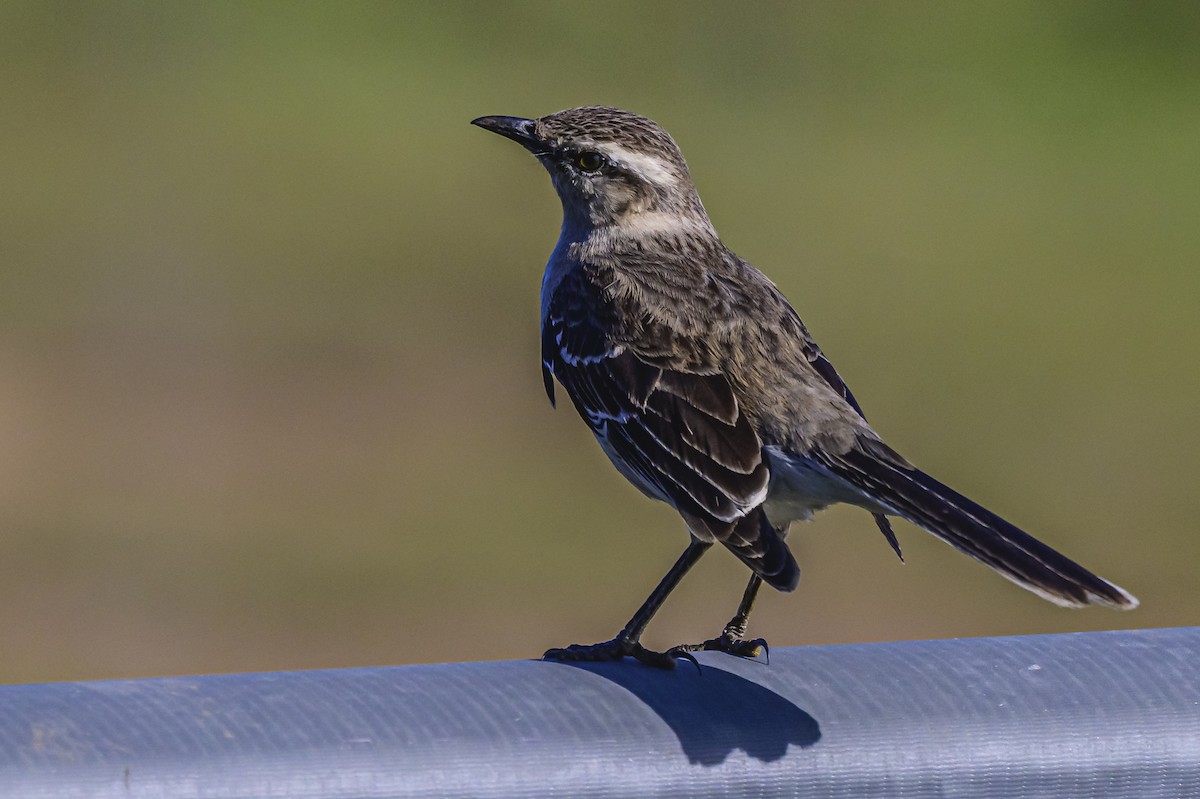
{"left": 542, "top": 658, "right": 821, "bottom": 766}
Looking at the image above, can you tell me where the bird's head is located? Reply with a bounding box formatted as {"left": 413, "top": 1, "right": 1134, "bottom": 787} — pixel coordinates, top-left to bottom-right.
{"left": 472, "top": 106, "right": 710, "bottom": 234}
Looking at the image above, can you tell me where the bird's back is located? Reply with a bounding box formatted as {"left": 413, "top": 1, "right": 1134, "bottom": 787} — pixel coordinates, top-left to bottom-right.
{"left": 554, "top": 230, "right": 872, "bottom": 454}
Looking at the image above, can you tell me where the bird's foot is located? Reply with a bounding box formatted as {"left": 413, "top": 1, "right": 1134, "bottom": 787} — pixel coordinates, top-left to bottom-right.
{"left": 543, "top": 637, "right": 700, "bottom": 671}
{"left": 675, "top": 632, "right": 769, "bottom": 662}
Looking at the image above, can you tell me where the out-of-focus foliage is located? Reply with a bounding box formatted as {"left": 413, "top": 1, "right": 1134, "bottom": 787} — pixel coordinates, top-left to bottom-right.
{"left": 1, "top": 1, "right": 1196, "bottom": 682}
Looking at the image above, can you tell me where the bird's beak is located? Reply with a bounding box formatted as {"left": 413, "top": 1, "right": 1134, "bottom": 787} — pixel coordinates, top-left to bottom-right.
{"left": 471, "top": 115, "right": 540, "bottom": 151}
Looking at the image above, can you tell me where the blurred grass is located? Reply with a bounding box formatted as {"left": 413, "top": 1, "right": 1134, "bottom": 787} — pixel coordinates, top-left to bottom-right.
{"left": 0, "top": 1, "right": 1196, "bottom": 682}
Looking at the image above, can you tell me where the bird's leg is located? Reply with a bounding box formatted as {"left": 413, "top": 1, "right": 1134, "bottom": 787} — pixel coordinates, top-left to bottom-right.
{"left": 543, "top": 540, "right": 711, "bottom": 669}
{"left": 675, "top": 574, "right": 770, "bottom": 660}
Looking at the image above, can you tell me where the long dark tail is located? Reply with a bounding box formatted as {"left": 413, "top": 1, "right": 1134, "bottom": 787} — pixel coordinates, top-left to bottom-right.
{"left": 817, "top": 437, "right": 1138, "bottom": 609}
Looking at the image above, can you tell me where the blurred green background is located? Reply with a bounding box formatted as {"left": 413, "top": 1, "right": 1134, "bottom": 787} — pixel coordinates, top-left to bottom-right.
{"left": 1, "top": 1, "right": 1196, "bottom": 684}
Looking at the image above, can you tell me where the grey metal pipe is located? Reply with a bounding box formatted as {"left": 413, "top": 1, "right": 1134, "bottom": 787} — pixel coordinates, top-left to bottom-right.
{"left": 1, "top": 627, "right": 1197, "bottom": 798}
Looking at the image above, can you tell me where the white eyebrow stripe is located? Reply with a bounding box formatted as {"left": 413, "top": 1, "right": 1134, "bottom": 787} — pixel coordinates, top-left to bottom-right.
{"left": 597, "top": 143, "right": 679, "bottom": 188}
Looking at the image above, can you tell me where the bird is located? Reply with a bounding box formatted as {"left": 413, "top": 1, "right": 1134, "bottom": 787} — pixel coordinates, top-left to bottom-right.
{"left": 471, "top": 106, "right": 1138, "bottom": 668}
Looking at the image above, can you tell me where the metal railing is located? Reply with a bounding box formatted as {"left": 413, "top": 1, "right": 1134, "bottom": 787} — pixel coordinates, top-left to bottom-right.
{"left": 1, "top": 626, "right": 1197, "bottom": 798}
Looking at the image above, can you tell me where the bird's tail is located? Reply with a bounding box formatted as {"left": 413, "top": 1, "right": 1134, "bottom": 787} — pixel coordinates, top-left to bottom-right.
{"left": 818, "top": 437, "right": 1138, "bottom": 609}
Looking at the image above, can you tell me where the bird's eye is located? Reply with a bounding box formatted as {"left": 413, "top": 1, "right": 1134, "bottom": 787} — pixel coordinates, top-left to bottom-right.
{"left": 577, "top": 151, "right": 605, "bottom": 172}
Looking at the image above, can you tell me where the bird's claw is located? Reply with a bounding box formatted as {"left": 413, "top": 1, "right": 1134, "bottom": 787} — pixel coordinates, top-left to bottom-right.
{"left": 543, "top": 638, "right": 700, "bottom": 671}
{"left": 660, "top": 646, "right": 702, "bottom": 674}
{"left": 675, "top": 633, "right": 769, "bottom": 663}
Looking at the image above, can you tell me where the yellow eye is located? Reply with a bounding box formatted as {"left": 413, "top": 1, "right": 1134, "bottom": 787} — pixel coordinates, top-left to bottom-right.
{"left": 577, "top": 151, "right": 604, "bottom": 172}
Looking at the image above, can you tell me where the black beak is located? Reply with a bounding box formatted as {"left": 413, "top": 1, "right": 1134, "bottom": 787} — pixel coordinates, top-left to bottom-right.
{"left": 471, "top": 115, "right": 540, "bottom": 150}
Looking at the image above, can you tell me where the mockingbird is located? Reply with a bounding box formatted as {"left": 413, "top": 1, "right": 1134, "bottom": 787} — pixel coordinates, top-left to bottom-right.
{"left": 472, "top": 106, "right": 1137, "bottom": 668}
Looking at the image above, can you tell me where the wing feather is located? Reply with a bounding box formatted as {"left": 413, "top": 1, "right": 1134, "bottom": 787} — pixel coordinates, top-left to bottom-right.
{"left": 542, "top": 270, "right": 796, "bottom": 588}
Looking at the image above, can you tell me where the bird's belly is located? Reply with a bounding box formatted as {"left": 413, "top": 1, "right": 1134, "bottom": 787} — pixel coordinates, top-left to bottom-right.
{"left": 762, "top": 445, "right": 892, "bottom": 527}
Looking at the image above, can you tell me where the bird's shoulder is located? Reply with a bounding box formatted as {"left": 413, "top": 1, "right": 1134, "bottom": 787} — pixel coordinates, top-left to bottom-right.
{"left": 544, "top": 237, "right": 851, "bottom": 386}
{"left": 542, "top": 249, "right": 708, "bottom": 370}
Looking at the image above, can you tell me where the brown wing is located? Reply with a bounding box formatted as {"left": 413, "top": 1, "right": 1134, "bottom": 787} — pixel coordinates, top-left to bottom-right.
{"left": 542, "top": 271, "right": 798, "bottom": 589}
